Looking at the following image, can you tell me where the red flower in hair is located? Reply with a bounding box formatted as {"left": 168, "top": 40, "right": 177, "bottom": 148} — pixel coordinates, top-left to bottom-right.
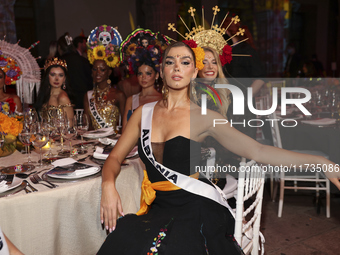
{"left": 5, "top": 98, "right": 16, "bottom": 113}
{"left": 183, "top": 40, "right": 197, "bottom": 48}
{"left": 220, "top": 45, "right": 233, "bottom": 65}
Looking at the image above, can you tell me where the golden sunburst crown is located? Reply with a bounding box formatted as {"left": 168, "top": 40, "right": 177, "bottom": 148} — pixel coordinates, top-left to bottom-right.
{"left": 44, "top": 58, "right": 67, "bottom": 71}
{"left": 168, "top": 5, "right": 248, "bottom": 55}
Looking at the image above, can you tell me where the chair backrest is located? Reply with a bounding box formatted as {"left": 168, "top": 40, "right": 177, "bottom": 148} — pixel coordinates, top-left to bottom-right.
{"left": 234, "top": 158, "right": 265, "bottom": 255}
{"left": 200, "top": 147, "right": 216, "bottom": 181}
{"left": 268, "top": 111, "right": 283, "bottom": 148}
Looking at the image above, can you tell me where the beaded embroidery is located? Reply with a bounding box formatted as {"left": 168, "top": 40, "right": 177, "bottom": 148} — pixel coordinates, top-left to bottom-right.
{"left": 147, "top": 218, "right": 173, "bottom": 255}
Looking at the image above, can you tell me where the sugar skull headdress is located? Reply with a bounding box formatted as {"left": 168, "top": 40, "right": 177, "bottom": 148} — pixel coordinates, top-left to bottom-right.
{"left": 87, "top": 25, "right": 122, "bottom": 68}
{"left": 168, "top": 6, "right": 250, "bottom": 69}
{"left": 120, "top": 28, "right": 171, "bottom": 74}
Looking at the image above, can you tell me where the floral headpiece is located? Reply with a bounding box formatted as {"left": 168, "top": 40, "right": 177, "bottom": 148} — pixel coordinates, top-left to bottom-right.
{"left": 87, "top": 25, "right": 122, "bottom": 68}
{"left": 44, "top": 57, "right": 67, "bottom": 71}
{"left": 0, "top": 39, "right": 40, "bottom": 104}
{"left": 0, "top": 49, "right": 22, "bottom": 85}
{"left": 168, "top": 6, "right": 249, "bottom": 67}
{"left": 120, "top": 28, "right": 171, "bottom": 75}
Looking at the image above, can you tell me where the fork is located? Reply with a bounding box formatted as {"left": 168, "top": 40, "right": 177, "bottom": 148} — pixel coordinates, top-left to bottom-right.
{"left": 29, "top": 175, "right": 55, "bottom": 189}
{"left": 23, "top": 180, "right": 38, "bottom": 192}
{"left": 33, "top": 174, "right": 58, "bottom": 188}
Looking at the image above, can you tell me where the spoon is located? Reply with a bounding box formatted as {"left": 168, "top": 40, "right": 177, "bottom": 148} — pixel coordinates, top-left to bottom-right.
{"left": 15, "top": 171, "right": 37, "bottom": 179}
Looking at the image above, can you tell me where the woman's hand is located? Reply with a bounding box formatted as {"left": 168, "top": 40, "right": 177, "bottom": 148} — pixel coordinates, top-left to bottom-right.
{"left": 100, "top": 181, "right": 124, "bottom": 232}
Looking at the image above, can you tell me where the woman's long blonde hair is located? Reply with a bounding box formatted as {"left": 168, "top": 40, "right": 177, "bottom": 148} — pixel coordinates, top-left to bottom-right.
{"left": 197, "top": 47, "right": 231, "bottom": 117}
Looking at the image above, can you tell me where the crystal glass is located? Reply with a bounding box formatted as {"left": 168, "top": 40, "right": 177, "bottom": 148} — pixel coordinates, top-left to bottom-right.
{"left": 54, "top": 109, "right": 67, "bottom": 153}
{"left": 42, "top": 116, "right": 56, "bottom": 157}
{"left": 24, "top": 108, "right": 38, "bottom": 128}
{"left": 60, "top": 116, "right": 77, "bottom": 156}
{"left": 18, "top": 127, "right": 35, "bottom": 166}
{"left": 31, "top": 122, "right": 49, "bottom": 167}
{"left": 74, "top": 113, "right": 89, "bottom": 154}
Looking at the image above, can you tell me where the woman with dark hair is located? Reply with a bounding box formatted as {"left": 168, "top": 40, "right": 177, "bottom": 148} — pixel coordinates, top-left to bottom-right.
{"left": 121, "top": 46, "right": 162, "bottom": 132}
{"left": 34, "top": 58, "right": 74, "bottom": 122}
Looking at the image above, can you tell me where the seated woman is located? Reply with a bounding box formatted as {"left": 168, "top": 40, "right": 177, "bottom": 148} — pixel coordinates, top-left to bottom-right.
{"left": 122, "top": 46, "right": 162, "bottom": 132}
{"left": 34, "top": 58, "right": 74, "bottom": 122}
{"left": 98, "top": 41, "right": 340, "bottom": 254}
{"left": 83, "top": 25, "right": 126, "bottom": 130}
{"left": 0, "top": 67, "right": 23, "bottom": 115}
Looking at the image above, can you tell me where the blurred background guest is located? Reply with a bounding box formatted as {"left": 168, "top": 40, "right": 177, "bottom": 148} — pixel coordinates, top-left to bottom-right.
{"left": 57, "top": 32, "right": 93, "bottom": 109}
{"left": 73, "top": 35, "right": 87, "bottom": 58}
{"left": 222, "top": 17, "right": 266, "bottom": 139}
{"left": 34, "top": 58, "right": 74, "bottom": 122}
{"left": 284, "top": 42, "right": 302, "bottom": 78}
{"left": 83, "top": 25, "right": 126, "bottom": 131}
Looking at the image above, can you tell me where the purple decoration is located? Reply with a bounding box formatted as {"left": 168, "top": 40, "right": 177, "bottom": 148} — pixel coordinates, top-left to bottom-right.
{"left": 6, "top": 69, "right": 18, "bottom": 77}
{"left": 0, "top": 60, "right": 7, "bottom": 67}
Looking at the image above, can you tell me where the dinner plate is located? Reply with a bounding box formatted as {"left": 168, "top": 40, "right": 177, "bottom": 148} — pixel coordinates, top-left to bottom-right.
{"left": 42, "top": 172, "right": 101, "bottom": 183}
{"left": 0, "top": 181, "right": 26, "bottom": 197}
{"left": 0, "top": 176, "right": 23, "bottom": 194}
{"left": 46, "top": 166, "right": 101, "bottom": 179}
{"left": 83, "top": 128, "right": 115, "bottom": 139}
{"left": 0, "top": 164, "right": 35, "bottom": 174}
{"left": 73, "top": 141, "right": 100, "bottom": 148}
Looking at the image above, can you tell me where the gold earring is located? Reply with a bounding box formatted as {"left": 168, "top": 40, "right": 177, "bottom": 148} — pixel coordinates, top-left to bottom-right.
{"left": 107, "top": 79, "right": 111, "bottom": 85}
{"left": 162, "top": 85, "right": 169, "bottom": 100}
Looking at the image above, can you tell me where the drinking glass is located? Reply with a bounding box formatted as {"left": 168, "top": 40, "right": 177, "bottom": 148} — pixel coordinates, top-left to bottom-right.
{"left": 18, "top": 127, "right": 35, "bottom": 166}
{"left": 24, "top": 108, "right": 38, "bottom": 128}
{"left": 74, "top": 113, "right": 89, "bottom": 154}
{"left": 0, "top": 126, "right": 4, "bottom": 149}
{"left": 42, "top": 117, "right": 56, "bottom": 157}
{"left": 61, "top": 116, "right": 77, "bottom": 156}
{"left": 31, "top": 122, "right": 49, "bottom": 167}
{"left": 54, "top": 109, "right": 67, "bottom": 153}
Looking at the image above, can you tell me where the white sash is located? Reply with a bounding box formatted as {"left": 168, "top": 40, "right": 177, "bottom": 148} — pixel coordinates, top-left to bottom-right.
{"left": 141, "top": 102, "right": 233, "bottom": 214}
{"left": 87, "top": 91, "right": 110, "bottom": 128}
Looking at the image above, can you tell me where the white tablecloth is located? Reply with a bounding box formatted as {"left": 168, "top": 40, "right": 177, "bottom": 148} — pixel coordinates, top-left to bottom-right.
{"left": 0, "top": 147, "right": 144, "bottom": 255}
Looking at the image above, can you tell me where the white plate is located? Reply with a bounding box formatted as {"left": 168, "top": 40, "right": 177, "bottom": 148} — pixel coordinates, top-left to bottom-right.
{"left": 0, "top": 176, "right": 23, "bottom": 193}
{"left": 47, "top": 167, "right": 101, "bottom": 179}
{"left": 98, "top": 138, "right": 118, "bottom": 146}
{"left": 83, "top": 128, "right": 115, "bottom": 139}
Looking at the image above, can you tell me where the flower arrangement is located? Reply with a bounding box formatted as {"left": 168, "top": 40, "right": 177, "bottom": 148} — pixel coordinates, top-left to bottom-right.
{"left": 0, "top": 112, "right": 23, "bottom": 137}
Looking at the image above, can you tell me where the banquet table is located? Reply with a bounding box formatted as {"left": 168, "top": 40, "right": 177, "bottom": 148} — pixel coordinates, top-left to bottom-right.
{"left": 0, "top": 143, "right": 144, "bottom": 255}
{"left": 279, "top": 123, "right": 340, "bottom": 164}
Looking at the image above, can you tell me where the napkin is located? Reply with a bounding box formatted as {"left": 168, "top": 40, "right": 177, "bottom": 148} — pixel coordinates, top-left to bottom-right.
{"left": 301, "top": 118, "right": 336, "bottom": 126}
{"left": 93, "top": 147, "right": 110, "bottom": 160}
{"left": 83, "top": 127, "right": 115, "bottom": 138}
{"left": 0, "top": 180, "right": 8, "bottom": 193}
{"left": 52, "top": 158, "right": 77, "bottom": 167}
{"left": 99, "top": 138, "right": 118, "bottom": 146}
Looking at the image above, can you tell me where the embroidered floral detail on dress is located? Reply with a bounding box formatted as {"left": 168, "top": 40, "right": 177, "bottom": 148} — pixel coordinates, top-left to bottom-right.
{"left": 147, "top": 218, "right": 173, "bottom": 255}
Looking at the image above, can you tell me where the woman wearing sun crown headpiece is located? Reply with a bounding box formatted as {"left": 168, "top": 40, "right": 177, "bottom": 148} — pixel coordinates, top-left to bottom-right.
{"left": 84, "top": 25, "right": 126, "bottom": 131}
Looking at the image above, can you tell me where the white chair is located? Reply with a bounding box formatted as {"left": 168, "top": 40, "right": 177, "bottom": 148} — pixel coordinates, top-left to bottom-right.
{"left": 269, "top": 111, "right": 330, "bottom": 218}
{"left": 234, "top": 158, "right": 265, "bottom": 255}
{"left": 200, "top": 147, "right": 216, "bottom": 181}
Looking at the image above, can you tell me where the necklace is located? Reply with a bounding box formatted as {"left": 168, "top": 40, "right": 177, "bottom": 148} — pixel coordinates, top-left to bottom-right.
{"left": 93, "top": 85, "right": 111, "bottom": 104}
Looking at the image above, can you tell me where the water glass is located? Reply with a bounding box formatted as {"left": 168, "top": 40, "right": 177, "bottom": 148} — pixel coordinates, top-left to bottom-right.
{"left": 31, "top": 122, "right": 49, "bottom": 167}
{"left": 74, "top": 113, "right": 89, "bottom": 154}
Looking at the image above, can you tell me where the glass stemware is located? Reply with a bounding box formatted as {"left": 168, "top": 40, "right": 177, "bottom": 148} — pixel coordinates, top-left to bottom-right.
{"left": 31, "top": 122, "right": 49, "bottom": 167}
{"left": 0, "top": 126, "right": 4, "bottom": 149}
{"left": 74, "top": 113, "right": 89, "bottom": 154}
{"left": 24, "top": 108, "right": 38, "bottom": 129}
{"left": 18, "top": 127, "right": 35, "bottom": 167}
{"left": 61, "top": 116, "right": 77, "bottom": 157}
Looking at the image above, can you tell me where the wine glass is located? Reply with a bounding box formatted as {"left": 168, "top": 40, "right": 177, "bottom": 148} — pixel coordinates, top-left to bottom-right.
{"left": 31, "top": 122, "right": 49, "bottom": 167}
{"left": 18, "top": 126, "right": 35, "bottom": 167}
{"left": 24, "top": 108, "right": 38, "bottom": 128}
{"left": 54, "top": 109, "right": 67, "bottom": 153}
{"left": 60, "top": 116, "right": 77, "bottom": 157}
{"left": 0, "top": 126, "right": 4, "bottom": 149}
{"left": 74, "top": 113, "right": 89, "bottom": 154}
{"left": 42, "top": 117, "right": 56, "bottom": 158}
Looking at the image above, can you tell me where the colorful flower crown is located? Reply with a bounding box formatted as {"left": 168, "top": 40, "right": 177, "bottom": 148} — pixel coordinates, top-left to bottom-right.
{"left": 87, "top": 25, "right": 122, "bottom": 68}
{"left": 121, "top": 28, "right": 171, "bottom": 75}
{"left": 168, "top": 6, "right": 248, "bottom": 67}
{"left": 0, "top": 49, "right": 22, "bottom": 85}
{"left": 44, "top": 57, "right": 67, "bottom": 71}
